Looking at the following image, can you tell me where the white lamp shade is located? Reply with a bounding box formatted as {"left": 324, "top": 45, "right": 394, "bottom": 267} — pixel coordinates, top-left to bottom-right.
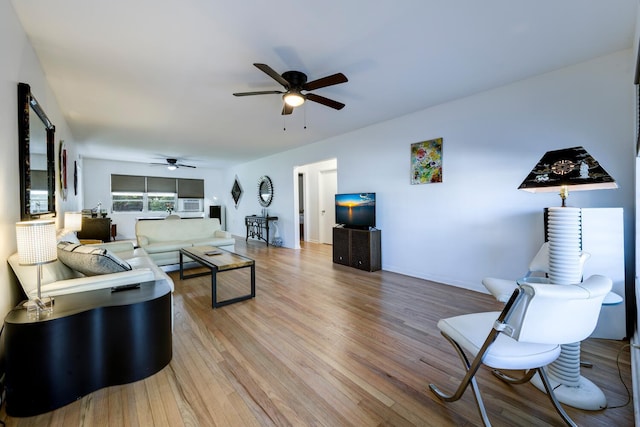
{"left": 16, "top": 220, "right": 57, "bottom": 265}
{"left": 283, "top": 92, "right": 305, "bottom": 107}
{"left": 64, "top": 211, "right": 83, "bottom": 231}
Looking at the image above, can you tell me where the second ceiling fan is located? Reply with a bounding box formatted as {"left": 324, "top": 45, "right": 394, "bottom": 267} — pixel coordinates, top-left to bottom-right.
{"left": 233, "top": 63, "right": 348, "bottom": 115}
{"left": 150, "top": 158, "right": 196, "bottom": 170}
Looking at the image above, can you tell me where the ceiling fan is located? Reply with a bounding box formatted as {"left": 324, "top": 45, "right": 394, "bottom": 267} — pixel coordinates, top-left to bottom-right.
{"left": 233, "top": 63, "right": 348, "bottom": 115}
{"left": 150, "top": 158, "right": 196, "bottom": 170}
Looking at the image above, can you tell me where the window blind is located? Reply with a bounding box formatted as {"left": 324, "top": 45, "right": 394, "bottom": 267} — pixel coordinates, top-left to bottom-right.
{"left": 111, "top": 174, "right": 145, "bottom": 192}
{"left": 147, "top": 176, "right": 177, "bottom": 193}
{"left": 177, "top": 178, "right": 204, "bottom": 198}
{"left": 31, "top": 170, "right": 48, "bottom": 191}
{"left": 111, "top": 175, "right": 204, "bottom": 196}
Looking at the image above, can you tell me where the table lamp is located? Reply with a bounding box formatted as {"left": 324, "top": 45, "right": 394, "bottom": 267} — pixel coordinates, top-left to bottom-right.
{"left": 64, "top": 211, "right": 83, "bottom": 233}
{"left": 518, "top": 146, "right": 617, "bottom": 410}
{"left": 15, "top": 219, "right": 57, "bottom": 316}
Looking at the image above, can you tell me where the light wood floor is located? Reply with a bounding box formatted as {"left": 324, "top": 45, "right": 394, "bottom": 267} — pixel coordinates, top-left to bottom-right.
{"left": 2, "top": 238, "right": 634, "bottom": 426}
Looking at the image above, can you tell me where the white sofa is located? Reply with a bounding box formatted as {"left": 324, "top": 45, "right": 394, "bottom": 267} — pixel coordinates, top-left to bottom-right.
{"left": 8, "top": 240, "right": 174, "bottom": 299}
{"left": 135, "top": 218, "right": 235, "bottom": 266}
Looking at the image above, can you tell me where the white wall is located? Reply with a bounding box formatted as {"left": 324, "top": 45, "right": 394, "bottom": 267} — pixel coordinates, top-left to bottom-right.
{"left": 82, "top": 158, "right": 226, "bottom": 240}
{"left": 0, "top": 1, "right": 80, "bottom": 318}
{"left": 1, "top": 2, "right": 635, "bottom": 317}
{"left": 226, "top": 50, "right": 635, "bottom": 294}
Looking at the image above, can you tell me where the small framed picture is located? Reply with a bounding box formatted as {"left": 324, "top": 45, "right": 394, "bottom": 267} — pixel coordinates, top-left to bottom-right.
{"left": 410, "top": 138, "right": 443, "bottom": 184}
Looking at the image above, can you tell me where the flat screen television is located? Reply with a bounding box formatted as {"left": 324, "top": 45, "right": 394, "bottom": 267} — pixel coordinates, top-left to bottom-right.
{"left": 335, "top": 193, "right": 376, "bottom": 230}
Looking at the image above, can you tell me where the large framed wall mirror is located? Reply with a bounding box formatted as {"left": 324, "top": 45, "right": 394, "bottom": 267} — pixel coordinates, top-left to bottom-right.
{"left": 18, "top": 82, "right": 56, "bottom": 220}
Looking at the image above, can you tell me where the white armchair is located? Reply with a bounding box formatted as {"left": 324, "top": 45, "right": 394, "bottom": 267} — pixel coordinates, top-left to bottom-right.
{"left": 482, "top": 242, "right": 590, "bottom": 302}
{"left": 429, "top": 275, "right": 612, "bottom": 427}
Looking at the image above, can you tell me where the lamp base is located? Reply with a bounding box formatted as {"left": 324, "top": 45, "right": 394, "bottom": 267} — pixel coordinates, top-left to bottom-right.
{"left": 531, "top": 371, "right": 607, "bottom": 410}
{"left": 24, "top": 296, "right": 54, "bottom": 319}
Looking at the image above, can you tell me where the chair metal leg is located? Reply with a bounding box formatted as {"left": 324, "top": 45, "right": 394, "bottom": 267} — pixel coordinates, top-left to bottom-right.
{"left": 536, "top": 367, "right": 578, "bottom": 427}
{"left": 429, "top": 289, "right": 523, "bottom": 427}
{"left": 492, "top": 368, "right": 536, "bottom": 385}
{"left": 429, "top": 332, "right": 496, "bottom": 426}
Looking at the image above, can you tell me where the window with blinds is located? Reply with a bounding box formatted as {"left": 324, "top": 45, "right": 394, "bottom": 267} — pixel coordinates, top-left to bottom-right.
{"left": 111, "top": 174, "right": 145, "bottom": 212}
{"left": 110, "top": 175, "right": 203, "bottom": 213}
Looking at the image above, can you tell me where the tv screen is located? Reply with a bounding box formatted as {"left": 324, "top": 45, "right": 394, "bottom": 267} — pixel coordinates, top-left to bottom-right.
{"left": 335, "top": 193, "right": 376, "bottom": 229}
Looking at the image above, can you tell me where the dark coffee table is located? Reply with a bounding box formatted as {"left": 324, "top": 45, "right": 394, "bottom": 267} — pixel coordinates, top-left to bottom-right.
{"left": 179, "top": 246, "right": 255, "bottom": 308}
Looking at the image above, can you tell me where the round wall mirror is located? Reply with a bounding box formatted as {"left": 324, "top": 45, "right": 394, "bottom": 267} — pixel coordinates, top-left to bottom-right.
{"left": 257, "top": 175, "right": 273, "bottom": 207}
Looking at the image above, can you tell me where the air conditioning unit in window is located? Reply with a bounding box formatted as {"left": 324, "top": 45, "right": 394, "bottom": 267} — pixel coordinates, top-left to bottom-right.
{"left": 178, "top": 198, "right": 203, "bottom": 212}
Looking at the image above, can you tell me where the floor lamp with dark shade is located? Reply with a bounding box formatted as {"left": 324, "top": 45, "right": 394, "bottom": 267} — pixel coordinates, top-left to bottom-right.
{"left": 517, "top": 146, "right": 617, "bottom": 410}
{"left": 518, "top": 146, "right": 617, "bottom": 206}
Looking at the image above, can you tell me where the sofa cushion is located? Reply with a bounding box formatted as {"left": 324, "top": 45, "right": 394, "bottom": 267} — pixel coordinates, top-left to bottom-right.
{"left": 214, "top": 230, "right": 232, "bottom": 239}
{"left": 191, "top": 237, "right": 236, "bottom": 247}
{"left": 136, "top": 218, "right": 223, "bottom": 243}
{"left": 143, "top": 240, "right": 192, "bottom": 254}
{"left": 57, "top": 242, "right": 132, "bottom": 276}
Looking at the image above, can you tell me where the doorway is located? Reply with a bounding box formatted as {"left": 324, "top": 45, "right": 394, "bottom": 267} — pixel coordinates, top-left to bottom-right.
{"left": 294, "top": 159, "right": 337, "bottom": 247}
{"left": 319, "top": 169, "right": 337, "bottom": 244}
{"left": 298, "top": 173, "right": 304, "bottom": 240}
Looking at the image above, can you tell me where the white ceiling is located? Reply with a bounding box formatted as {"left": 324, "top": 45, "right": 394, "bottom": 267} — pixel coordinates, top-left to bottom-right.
{"left": 10, "top": 0, "right": 638, "bottom": 168}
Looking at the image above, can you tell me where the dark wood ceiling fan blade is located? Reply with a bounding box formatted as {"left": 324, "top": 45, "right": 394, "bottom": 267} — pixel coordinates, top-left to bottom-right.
{"left": 281, "top": 103, "right": 294, "bottom": 115}
{"left": 305, "top": 93, "right": 345, "bottom": 110}
{"left": 177, "top": 163, "right": 196, "bottom": 168}
{"left": 233, "top": 90, "right": 283, "bottom": 96}
{"left": 303, "top": 73, "right": 348, "bottom": 91}
{"left": 254, "top": 63, "right": 290, "bottom": 88}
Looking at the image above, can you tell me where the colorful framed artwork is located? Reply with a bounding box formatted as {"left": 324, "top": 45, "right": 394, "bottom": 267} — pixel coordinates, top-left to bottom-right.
{"left": 410, "top": 138, "right": 443, "bottom": 184}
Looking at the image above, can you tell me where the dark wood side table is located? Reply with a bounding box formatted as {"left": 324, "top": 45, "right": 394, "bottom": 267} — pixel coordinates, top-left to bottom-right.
{"left": 77, "top": 217, "right": 112, "bottom": 242}
{"left": 245, "top": 215, "right": 278, "bottom": 245}
{"left": 2, "top": 281, "right": 172, "bottom": 417}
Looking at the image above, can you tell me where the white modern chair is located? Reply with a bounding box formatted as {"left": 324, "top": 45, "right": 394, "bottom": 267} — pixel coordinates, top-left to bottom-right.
{"left": 482, "top": 242, "right": 590, "bottom": 302}
{"left": 429, "top": 274, "right": 612, "bottom": 427}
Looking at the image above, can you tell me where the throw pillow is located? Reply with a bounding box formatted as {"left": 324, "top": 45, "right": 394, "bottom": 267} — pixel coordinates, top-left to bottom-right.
{"left": 57, "top": 242, "right": 132, "bottom": 276}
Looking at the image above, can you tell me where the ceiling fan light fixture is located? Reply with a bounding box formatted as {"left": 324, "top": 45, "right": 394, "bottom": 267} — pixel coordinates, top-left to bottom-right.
{"left": 283, "top": 91, "right": 305, "bottom": 107}
{"left": 167, "top": 165, "right": 177, "bottom": 171}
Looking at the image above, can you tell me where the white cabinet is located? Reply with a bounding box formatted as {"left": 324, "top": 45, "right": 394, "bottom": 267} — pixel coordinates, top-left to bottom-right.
{"left": 581, "top": 208, "right": 625, "bottom": 340}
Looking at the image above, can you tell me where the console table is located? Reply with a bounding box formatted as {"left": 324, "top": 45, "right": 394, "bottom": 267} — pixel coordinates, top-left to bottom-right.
{"left": 245, "top": 215, "right": 278, "bottom": 245}
{"left": 3, "top": 281, "right": 172, "bottom": 417}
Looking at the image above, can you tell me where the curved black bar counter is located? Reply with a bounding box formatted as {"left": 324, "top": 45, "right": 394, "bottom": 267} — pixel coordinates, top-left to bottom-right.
{"left": 3, "top": 281, "right": 172, "bottom": 417}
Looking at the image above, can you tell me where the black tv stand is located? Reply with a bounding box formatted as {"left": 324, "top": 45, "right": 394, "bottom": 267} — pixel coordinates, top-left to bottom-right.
{"left": 332, "top": 227, "right": 381, "bottom": 272}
